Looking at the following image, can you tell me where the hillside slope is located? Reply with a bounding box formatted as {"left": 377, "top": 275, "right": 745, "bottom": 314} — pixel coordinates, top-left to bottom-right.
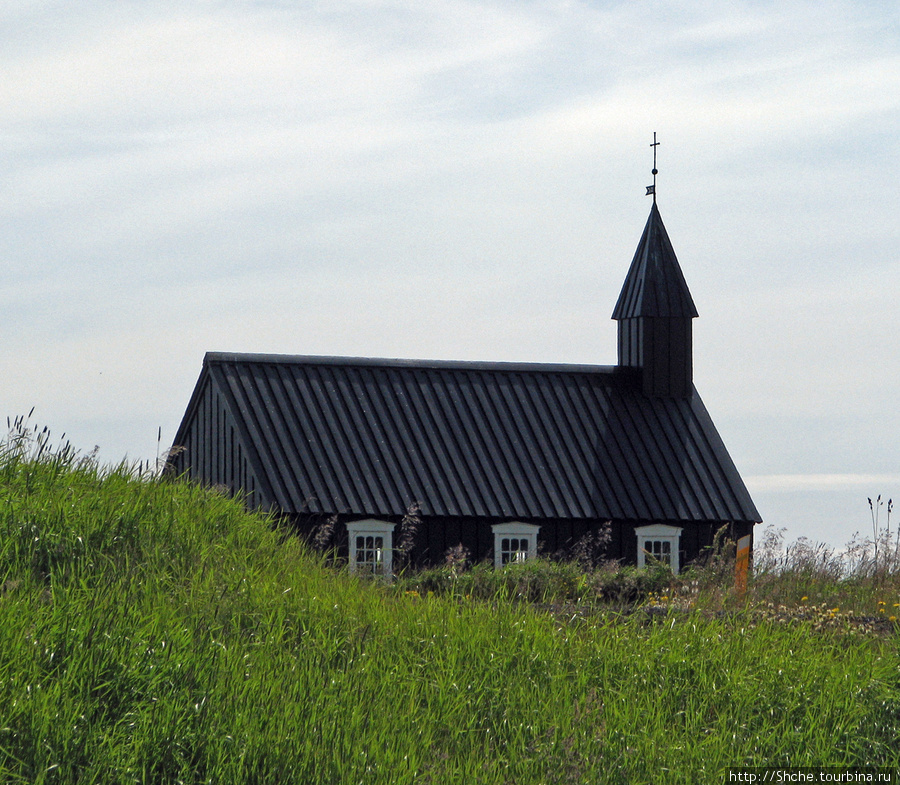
{"left": 1, "top": 425, "right": 898, "bottom": 783}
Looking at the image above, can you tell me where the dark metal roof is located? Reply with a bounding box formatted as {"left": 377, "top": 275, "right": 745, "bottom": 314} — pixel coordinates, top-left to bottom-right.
{"left": 173, "top": 352, "right": 760, "bottom": 524}
{"left": 612, "top": 202, "right": 699, "bottom": 319}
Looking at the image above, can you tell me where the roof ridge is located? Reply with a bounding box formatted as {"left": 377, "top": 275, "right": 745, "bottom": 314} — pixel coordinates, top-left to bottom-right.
{"left": 203, "top": 352, "right": 618, "bottom": 375}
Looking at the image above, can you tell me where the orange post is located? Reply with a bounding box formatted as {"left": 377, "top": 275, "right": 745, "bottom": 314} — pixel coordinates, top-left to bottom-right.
{"left": 735, "top": 534, "right": 751, "bottom": 597}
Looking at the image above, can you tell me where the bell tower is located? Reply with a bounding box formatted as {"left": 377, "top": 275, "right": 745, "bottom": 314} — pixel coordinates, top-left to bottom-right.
{"left": 612, "top": 137, "right": 698, "bottom": 398}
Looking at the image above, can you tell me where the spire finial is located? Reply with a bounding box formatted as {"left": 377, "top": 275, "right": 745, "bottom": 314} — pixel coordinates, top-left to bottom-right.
{"left": 646, "top": 132, "right": 659, "bottom": 203}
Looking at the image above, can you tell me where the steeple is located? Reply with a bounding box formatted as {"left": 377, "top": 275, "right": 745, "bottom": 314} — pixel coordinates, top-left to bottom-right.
{"left": 612, "top": 202, "right": 698, "bottom": 398}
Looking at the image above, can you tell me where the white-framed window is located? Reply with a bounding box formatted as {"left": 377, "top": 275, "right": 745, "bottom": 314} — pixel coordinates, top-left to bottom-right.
{"left": 346, "top": 519, "right": 395, "bottom": 577}
{"left": 635, "top": 524, "right": 683, "bottom": 574}
{"left": 491, "top": 522, "right": 540, "bottom": 569}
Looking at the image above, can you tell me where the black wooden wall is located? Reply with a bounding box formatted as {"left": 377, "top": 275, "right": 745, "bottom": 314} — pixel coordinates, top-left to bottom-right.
{"left": 286, "top": 513, "right": 753, "bottom": 571}
{"left": 617, "top": 316, "right": 692, "bottom": 399}
{"left": 169, "top": 380, "right": 261, "bottom": 507}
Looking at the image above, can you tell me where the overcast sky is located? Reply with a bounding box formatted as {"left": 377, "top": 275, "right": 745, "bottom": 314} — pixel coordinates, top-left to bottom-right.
{"left": 3, "top": 0, "right": 899, "bottom": 550}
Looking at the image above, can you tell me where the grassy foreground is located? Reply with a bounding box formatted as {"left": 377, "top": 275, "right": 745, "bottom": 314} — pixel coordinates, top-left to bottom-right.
{"left": 1, "top": 427, "right": 898, "bottom": 783}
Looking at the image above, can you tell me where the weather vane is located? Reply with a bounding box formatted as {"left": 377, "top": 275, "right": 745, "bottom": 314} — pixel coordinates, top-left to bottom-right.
{"left": 646, "top": 132, "right": 659, "bottom": 202}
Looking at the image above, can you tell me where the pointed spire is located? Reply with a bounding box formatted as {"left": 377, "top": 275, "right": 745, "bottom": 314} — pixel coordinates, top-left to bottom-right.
{"left": 612, "top": 202, "right": 698, "bottom": 320}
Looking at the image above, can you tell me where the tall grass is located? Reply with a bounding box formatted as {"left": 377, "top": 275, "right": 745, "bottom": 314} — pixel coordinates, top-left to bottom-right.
{"left": 735, "top": 523, "right": 900, "bottom": 618}
{"left": 1, "top": 422, "right": 898, "bottom": 783}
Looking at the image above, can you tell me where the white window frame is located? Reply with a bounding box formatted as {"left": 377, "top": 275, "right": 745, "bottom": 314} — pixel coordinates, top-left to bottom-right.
{"left": 346, "top": 519, "right": 395, "bottom": 577}
{"left": 491, "top": 522, "right": 540, "bottom": 569}
{"left": 635, "top": 524, "right": 683, "bottom": 574}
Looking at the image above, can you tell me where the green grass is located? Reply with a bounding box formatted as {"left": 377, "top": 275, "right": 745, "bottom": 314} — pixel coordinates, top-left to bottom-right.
{"left": 1, "top": 422, "right": 899, "bottom": 783}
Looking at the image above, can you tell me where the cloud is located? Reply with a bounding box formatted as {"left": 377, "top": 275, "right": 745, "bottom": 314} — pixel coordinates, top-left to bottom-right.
{"left": 1, "top": 0, "right": 899, "bottom": 552}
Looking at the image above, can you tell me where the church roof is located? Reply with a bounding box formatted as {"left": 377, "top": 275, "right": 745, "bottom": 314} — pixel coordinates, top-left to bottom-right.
{"left": 612, "top": 202, "right": 699, "bottom": 319}
{"left": 171, "top": 352, "right": 760, "bottom": 524}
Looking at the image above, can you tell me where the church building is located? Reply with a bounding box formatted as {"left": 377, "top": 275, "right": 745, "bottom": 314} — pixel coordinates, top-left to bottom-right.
{"left": 169, "top": 194, "right": 761, "bottom": 575}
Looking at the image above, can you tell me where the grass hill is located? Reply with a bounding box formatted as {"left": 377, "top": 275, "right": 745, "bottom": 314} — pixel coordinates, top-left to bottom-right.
{"left": 1, "top": 421, "right": 898, "bottom": 783}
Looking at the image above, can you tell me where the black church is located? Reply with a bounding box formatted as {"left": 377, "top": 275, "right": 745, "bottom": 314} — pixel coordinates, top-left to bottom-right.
{"left": 169, "top": 199, "right": 761, "bottom": 575}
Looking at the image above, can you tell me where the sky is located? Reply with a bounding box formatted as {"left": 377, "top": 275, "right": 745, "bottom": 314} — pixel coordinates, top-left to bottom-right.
{"left": 3, "top": 0, "right": 899, "bottom": 551}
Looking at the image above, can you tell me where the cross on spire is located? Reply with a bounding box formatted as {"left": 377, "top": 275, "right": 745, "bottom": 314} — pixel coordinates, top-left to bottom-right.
{"left": 646, "top": 132, "right": 659, "bottom": 202}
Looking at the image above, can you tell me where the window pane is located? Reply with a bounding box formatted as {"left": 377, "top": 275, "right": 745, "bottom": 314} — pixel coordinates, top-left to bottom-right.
{"left": 500, "top": 536, "right": 530, "bottom": 565}
{"left": 493, "top": 526, "right": 539, "bottom": 569}
{"left": 354, "top": 533, "right": 385, "bottom": 572}
{"left": 644, "top": 540, "right": 671, "bottom": 565}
